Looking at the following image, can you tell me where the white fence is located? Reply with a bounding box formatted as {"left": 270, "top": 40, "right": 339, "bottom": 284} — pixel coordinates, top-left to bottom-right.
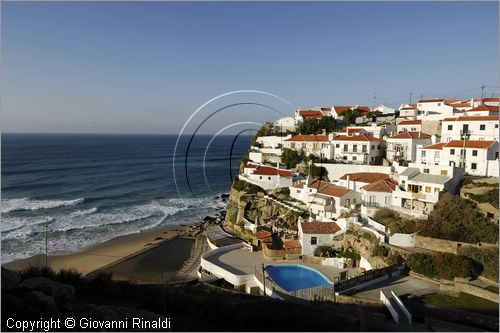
{"left": 391, "top": 290, "right": 412, "bottom": 325}
{"left": 388, "top": 232, "right": 417, "bottom": 247}
{"left": 322, "top": 257, "right": 346, "bottom": 268}
{"left": 380, "top": 290, "right": 399, "bottom": 324}
{"left": 366, "top": 217, "right": 387, "bottom": 233}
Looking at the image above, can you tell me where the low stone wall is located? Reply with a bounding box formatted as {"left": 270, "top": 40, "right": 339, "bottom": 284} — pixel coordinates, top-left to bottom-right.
{"left": 410, "top": 272, "right": 499, "bottom": 303}
{"left": 263, "top": 244, "right": 286, "bottom": 258}
{"left": 415, "top": 235, "right": 498, "bottom": 254}
{"left": 334, "top": 294, "right": 383, "bottom": 306}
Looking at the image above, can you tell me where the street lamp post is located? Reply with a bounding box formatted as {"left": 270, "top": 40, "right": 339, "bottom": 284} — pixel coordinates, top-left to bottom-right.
{"left": 460, "top": 129, "right": 471, "bottom": 169}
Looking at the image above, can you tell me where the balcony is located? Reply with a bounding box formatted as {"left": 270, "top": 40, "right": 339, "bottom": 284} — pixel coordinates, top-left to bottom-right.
{"left": 361, "top": 201, "right": 379, "bottom": 208}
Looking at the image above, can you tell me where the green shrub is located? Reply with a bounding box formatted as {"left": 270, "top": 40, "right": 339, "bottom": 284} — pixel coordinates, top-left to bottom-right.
{"left": 372, "top": 244, "right": 389, "bottom": 257}
{"left": 373, "top": 208, "right": 419, "bottom": 235}
{"left": 458, "top": 246, "right": 499, "bottom": 281}
{"left": 314, "top": 245, "right": 336, "bottom": 258}
{"left": 421, "top": 194, "right": 498, "bottom": 243}
{"left": 468, "top": 189, "right": 499, "bottom": 209}
{"left": 281, "top": 148, "right": 300, "bottom": 168}
{"left": 406, "top": 253, "right": 436, "bottom": 278}
{"left": 432, "top": 252, "right": 474, "bottom": 280}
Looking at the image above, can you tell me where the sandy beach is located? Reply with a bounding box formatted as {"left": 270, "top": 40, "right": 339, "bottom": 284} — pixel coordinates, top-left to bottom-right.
{"left": 3, "top": 224, "right": 187, "bottom": 276}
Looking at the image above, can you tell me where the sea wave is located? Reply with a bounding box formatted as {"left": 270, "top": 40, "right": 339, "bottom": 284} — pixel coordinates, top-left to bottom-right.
{"left": 1, "top": 198, "right": 85, "bottom": 213}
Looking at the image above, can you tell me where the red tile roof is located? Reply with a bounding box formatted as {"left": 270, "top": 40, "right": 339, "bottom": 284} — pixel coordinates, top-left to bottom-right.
{"left": 361, "top": 178, "right": 398, "bottom": 193}
{"left": 308, "top": 180, "right": 330, "bottom": 191}
{"left": 444, "top": 140, "right": 496, "bottom": 149}
{"left": 318, "top": 185, "right": 351, "bottom": 197}
{"left": 283, "top": 240, "right": 302, "bottom": 250}
{"left": 321, "top": 107, "right": 332, "bottom": 112}
{"left": 252, "top": 165, "right": 292, "bottom": 177}
{"left": 300, "top": 221, "right": 341, "bottom": 234}
{"left": 398, "top": 120, "right": 422, "bottom": 125}
{"left": 443, "top": 116, "right": 499, "bottom": 122}
{"left": 333, "top": 134, "right": 383, "bottom": 142}
{"left": 450, "top": 103, "right": 471, "bottom": 108}
{"left": 340, "top": 172, "right": 389, "bottom": 183}
{"left": 333, "top": 106, "right": 371, "bottom": 116}
{"left": 421, "top": 142, "right": 446, "bottom": 150}
{"left": 245, "top": 163, "right": 258, "bottom": 169}
{"left": 388, "top": 132, "right": 431, "bottom": 140}
{"left": 299, "top": 110, "right": 324, "bottom": 119}
{"left": 285, "top": 134, "right": 329, "bottom": 142}
{"left": 467, "top": 105, "right": 499, "bottom": 112}
{"left": 254, "top": 230, "right": 273, "bottom": 242}
{"left": 482, "top": 97, "right": 499, "bottom": 102}
{"left": 293, "top": 181, "right": 306, "bottom": 189}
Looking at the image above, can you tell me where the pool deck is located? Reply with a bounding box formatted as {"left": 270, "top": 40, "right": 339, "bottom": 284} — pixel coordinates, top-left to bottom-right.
{"left": 203, "top": 245, "right": 358, "bottom": 285}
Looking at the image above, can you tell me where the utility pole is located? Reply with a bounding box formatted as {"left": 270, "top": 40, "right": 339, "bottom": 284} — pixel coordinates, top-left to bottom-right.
{"left": 481, "top": 84, "right": 486, "bottom": 99}
{"left": 262, "top": 263, "right": 266, "bottom": 296}
{"left": 409, "top": 92, "right": 413, "bottom": 105}
{"left": 420, "top": 94, "right": 423, "bottom": 101}
{"left": 372, "top": 93, "right": 377, "bottom": 109}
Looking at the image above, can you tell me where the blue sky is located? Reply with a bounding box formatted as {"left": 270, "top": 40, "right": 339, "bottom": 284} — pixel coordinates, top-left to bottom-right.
{"left": 2, "top": 1, "right": 498, "bottom": 134}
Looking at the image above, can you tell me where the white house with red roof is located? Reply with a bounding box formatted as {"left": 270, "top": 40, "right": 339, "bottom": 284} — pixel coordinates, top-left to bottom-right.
{"left": 360, "top": 178, "right": 399, "bottom": 218}
{"left": 414, "top": 98, "right": 461, "bottom": 121}
{"left": 239, "top": 163, "right": 294, "bottom": 190}
{"left": 397, "top": 120, "right": 422, "bottom": 133}
{"left": 273, "top": 117, "right": 297, "bottom": 132}
{"left": 385, "top": 132, "right": 433, "bottom": 164}
{"left": 290, "top": 179, "right": 360, "bottom": 218}
{"left": 283, "top": 134, "right": 334, "bottom": 160}
{"left": 294, "top": 107, "right": 333, "bottom": 123}
{"left": 464, "top": 105, "right": 499, "bottom": 117}
{"left": 416, "top": 140, "right": 499, "bottom": 177}
{"left": 441, "top": 116, "right": 499, "bottom": 142}
{"left": 331, "top": 134, "right": 385, "bottom": 165}
{"left": 398, "top": 104, "right": 418, "bottom": 119}
{"left": 298, "top": 219, "right": 343, "bottom": 255}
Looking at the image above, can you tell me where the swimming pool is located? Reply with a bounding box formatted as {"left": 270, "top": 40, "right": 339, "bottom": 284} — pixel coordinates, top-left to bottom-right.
{"left": 265, "top": 265, "right": 332, "bottom": 292}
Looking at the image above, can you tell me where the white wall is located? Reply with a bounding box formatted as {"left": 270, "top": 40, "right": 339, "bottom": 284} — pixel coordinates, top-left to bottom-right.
{"left": 317, "top": 163, "right": 392, "bottom": 181}
{"left": 441, "top": 119, "right": 499, "bottom": 142}
{"left": 388, "top": 233, "right": 416, "bottom": 247}
{"left": 359, "top": 256, "right": 373, "bottom": 271}
{"left": 256, "top": 135, "right": 291, "bottom": 148}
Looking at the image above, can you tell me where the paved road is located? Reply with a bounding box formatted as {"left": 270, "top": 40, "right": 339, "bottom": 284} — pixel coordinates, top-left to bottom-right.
{"left": 351, "top": 274, "right": 440, "bottom": 301}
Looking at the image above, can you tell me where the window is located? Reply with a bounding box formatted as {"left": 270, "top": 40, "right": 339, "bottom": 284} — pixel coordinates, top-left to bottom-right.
{"left": 291, "top": 143, "right": 295, "bottom": 149}
{"left": 352, "top": 156, "right": 357, "bottom": 161}
{"left": 296, "top": 190, "right": 300, "bottom": 194}
{"left": 353, "top": 144, "right": 358, "bottom": 152}
{"left": 259, "top": 176, "right": 262, "bottom": 179}
{"left": 463, "top": 124, "right": 469, "bottom": 132}
{"left": 460, "top": 149, "right": 465, "bottom": 156}
{"left": 423, "top": 168, "right": 429, "bottom": 174}
{"left": 310, "top": 237, "right": 317, "bottom": 245}
{"left": 353, "top": 199, "right": 357, "bottom": 204}
{"left": 450, "top": 149, "right": 455, "bottom": 155}
{"left": 447, "top": 124, "right": 453, "bottom": 130}
{"left": 440, "top": 170, "right": 448, "bottom": 176}
{"left": 268, "top": 177, "right": 271, "bottom": 180}
{"left": 302, "top": 143, "right": 306, "bottom": 149}
{"left": 343, "top": 156, "right": 347, "bottom": 160}
{"left": 434, "top": 151, "right": 440, "bottom": 159}
{"left": 421, "top": 151, "right": 426, "bottom": 157}
{"left": 313, "top": 143, "right": 319, "bottom": 149}
{"left": 377, "top": 145, "right": 381, "bottom": 150}
{"left": 362, "top": 145, "right": 367, "bottom": 153}
{"left": 437, "top": 103, "right": 442, "bottom": 106}
{"left": 425, "top": 186, "right": 431, "bottom": 193}
{"left": 343, "top": 144, "right": 348, "bottom": 152}
{"left": 471, "top": 163, "right": 477, "bottom": 170}
{"left": 496, "top": 152, "right": 499, "bottom": 159}
{"left": 480, "top": 124, "right": 486, "bottom": 131}
{"left": 472, "top": 150, "right": 478, "bottom": 157}
{"left": 384, "top": 196, "right": 391, "bottom": 204}
{"left": 371, "top": 157, "right": 374, "bottom": 161}
{"left": 434, "top": 187, "right": 440, "bottom": 193}
{"left": 336, "top": 144, "right": 340, "bottom": 148}
{"left": 371, "top": 145, "right": 375, "bottom": 149}
{"left": 496, "top": 124, "right": 499, "bottom": 129}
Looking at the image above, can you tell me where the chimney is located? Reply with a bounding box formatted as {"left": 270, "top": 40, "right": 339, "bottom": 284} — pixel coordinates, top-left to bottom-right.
{"left": 322, "top": 129, "right": 326, "bottom": 135}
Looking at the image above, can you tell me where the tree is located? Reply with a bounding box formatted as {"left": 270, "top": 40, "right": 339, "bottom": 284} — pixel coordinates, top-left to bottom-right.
{"left": 342, "top": 108, "right": 360, "bottom": 125}
{"left": 297, "top": 117, "right": 337, "bottom": 135}
{"left": 309, "top": 163, "right": 329, "bottom": 181}
{"left": 280, "top": 148, "right": 300, "bottom": 169}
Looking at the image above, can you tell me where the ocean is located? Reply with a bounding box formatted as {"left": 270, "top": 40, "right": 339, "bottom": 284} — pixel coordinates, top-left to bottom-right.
{"left": 1, "top": 133, "right": 252, "bottom": 263}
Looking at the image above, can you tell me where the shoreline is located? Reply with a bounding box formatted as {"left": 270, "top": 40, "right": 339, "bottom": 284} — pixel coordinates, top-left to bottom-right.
{"left": 3, "top": 209, "right": 227, "bottom": 277}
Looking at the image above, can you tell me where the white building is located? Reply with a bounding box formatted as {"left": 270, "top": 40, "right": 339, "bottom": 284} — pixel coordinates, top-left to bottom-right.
{"left": 386, "top": 132, "right": 433, "bottom": 164}
{"left": 283, "top": 134, "right": 334, "bottom": 160}
{"left": 397, "top": 120, "right": 422, "bottom": 133}
{"left": 415, "top": 98, "right": 461, "bottom": 121}
{"left": 331, "top": 134, "right": 385, "bottom": 165}
{"left": 239, "top": 163, "right": 293, "bottom": 190}
{"left": 255, "top": 135, "right": 291, "bottom": 149}
{"left": 398, "top": 104, "right": 418, "bottom": 119}
{"left": 417, "top": 140, "right": 499, "bottom": 177}
{"left": 464, "top": 105, "right": 499, "bottom": 117}
{"left": 338, "top": 172, "right": 391, "bottom": 191}
{"left": 360, "top": 178, "right": 399, "bottom": 218}
{"left": 391, "top": 163, "right": 464, "bottom": 217}
{"left": 441, "top": 116, "right": 499, "bottom": 142}
{"left": 290, "top": 179, "right": 360, "bottom": 219}
{"left": 373, "top": 104, "right": 396, "bottom": 115}
{"left": 298, "top": 220, "right": 343, "bottom": 256}
{"left": 273, "top": 117, "right": 297, "bottom": 132}
{"left": 338, "top": 123, "right": 387, "bottom": 138}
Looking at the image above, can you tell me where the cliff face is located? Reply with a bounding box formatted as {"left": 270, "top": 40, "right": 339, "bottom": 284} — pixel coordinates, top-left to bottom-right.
{"left": 341, "top": 226, "right": 388, "bottom": 269}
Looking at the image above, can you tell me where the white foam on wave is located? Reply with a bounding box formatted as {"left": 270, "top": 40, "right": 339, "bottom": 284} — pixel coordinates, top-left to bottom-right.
{"left": 1, "top": 193, "right": 228, "bottom": 262}
{"left": 1, "top": 197, "right": 85, "bottom": 213}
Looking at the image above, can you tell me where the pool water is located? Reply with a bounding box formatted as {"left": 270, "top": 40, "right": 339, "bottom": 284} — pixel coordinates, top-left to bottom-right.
{"left": 265, "top": 265, "right": 332, "bottom": 292}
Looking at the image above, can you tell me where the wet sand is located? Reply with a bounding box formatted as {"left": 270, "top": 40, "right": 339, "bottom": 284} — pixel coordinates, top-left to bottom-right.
{"left": 3, "top": 225, "right": 185, "bottom": 276}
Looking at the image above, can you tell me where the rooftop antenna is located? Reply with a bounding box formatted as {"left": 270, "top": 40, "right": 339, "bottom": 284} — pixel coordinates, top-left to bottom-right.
{"left": 481, "top": 84, "right": 486, "bottom": 99}
{"left": 372, "top": 93, "right": 377, "bottom": 109}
